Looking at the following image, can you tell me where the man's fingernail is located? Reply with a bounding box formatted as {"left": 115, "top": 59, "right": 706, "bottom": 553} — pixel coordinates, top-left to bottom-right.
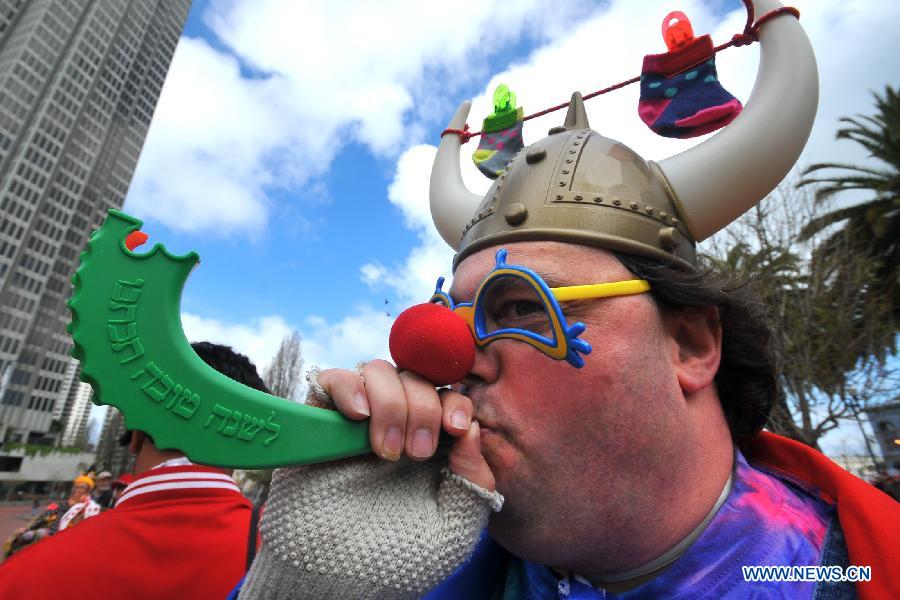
{"left": 411, "top": 428, "right": 434, "bottom": 458}
{"left": 352, "top": 392, "right": 370, "bottom": 416}
{"left": 451, "top": 410, "right": 469, "bottom": 429}
{"left": 382, "top": 426, "right": 402, "bottom": 460}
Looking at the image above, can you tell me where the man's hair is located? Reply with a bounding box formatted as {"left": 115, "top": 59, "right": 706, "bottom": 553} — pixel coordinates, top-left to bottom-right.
{"left": 191, "top": 341, "right": 269, "bottom": 394}
{"left": 119, "top": 342, "right": 268, "bottom": 446}
{"left": 615, "top": 253, "right": 780, "bottom": 443}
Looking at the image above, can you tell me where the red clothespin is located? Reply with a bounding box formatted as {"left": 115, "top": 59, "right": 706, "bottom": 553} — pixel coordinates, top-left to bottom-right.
{"left": 662, "top": 11, "right": 695, "bottom": 51}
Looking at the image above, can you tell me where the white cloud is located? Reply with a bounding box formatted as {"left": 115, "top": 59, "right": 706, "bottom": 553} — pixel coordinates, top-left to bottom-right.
{"left": 179, "top": 307, "right": 393, "bottom": 387}
{"left": 126, "top": 0, "right": 596, "bottom": 235}
{"left": 181, "top": 312, "right": 294, "bottom": 372}
{"left": 386, "top": 145, "right": 440, "bottom": 232}
{"left": 127, "top": 38, "right": 284, "bottom": 235}
{"left": 359, "top": 263, "right": 388, "bottom": 287}
{"left": 359, "top": 143, "right": 479, "bottom": 306}
{"left": 301, "top": 305, "right": 394, "bottom": 371}
{"left": 204, "top": 0, "right": 593, "bottom": 151}
{"left": 788, "top": 0, "right": 900, "bottom": 169}
{"left": 361, "top": 233, "right": 456, "bottom": 307}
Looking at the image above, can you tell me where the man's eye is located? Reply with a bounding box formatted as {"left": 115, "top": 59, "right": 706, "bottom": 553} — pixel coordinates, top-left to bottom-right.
{"left": 503, "top": 300, "right": 543, "bottom": 317}
{"left": 489, "top": 299, "right": 547, "bottom": 328}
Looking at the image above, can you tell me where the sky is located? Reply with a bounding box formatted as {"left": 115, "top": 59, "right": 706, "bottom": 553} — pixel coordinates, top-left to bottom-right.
{"left": 91, "top": 0, "right": 900, "bottom": 455}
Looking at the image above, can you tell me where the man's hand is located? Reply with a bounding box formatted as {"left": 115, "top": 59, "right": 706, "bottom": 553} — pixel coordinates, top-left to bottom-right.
{"left": 317, "top": 360, "right": 496, "bottom": 491}
{"left": 238, "top": 361, "right": 503, "bottom": 600}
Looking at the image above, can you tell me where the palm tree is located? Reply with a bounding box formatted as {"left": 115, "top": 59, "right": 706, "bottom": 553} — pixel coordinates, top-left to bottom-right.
{"left": 704, "top": 195, "right": 891, "bottom": 449}
{"left": 798, "top": 85, "right": 899, "bottom": 363}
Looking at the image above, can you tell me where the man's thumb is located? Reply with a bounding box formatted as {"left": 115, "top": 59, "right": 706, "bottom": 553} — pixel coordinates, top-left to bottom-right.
{"left": 447, "top": 421, "right": 496, "bottom": 492}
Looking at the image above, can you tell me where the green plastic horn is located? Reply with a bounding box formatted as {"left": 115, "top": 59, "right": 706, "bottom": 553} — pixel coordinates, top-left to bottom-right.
{"left": 67, "top": 209, "right": 370, "bottom": 468}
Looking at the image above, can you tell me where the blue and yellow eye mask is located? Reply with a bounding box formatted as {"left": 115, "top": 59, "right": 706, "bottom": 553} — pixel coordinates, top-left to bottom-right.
{"left": 430, "top": 249, "right": 650, "bottom": 368}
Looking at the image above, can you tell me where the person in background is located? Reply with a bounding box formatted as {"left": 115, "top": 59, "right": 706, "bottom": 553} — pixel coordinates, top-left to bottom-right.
{"left": 92, "top": 471, "right": 115, "bottom": 509}
{"left": 0, "top": 342, "right": 269, "bottom": 600}
{"left": 2, "top": 475, "right": 94, "bottom": 558}
{"left": 110, "top": 473, "right": 133, "bottom": 506}
{"left": 56, "top": 477, "right": 101, "bottom": 532}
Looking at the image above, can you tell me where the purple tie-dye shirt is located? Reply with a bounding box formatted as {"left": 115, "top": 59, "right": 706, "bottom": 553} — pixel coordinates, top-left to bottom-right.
{"left": 519, "top": 450, "right": 834, "bottom": 599}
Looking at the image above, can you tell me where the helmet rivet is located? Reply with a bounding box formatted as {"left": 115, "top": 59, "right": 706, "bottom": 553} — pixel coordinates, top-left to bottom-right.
{"left": 562, "top": 169, "right": 570, "bottom": 174}
{"left": 568, "top": 149, "right": 576, "bottom": 154}
{"left": 646, "top": 207, "right": 654, "bottom": 215}
{"left": 573, "top": 141, "right": 580, "bottom": 146}
{"left": 659, "top": 227, "right": 680, "bottom": 249}
{"left": 659, "top": 211, "right": 667, "bottom": 220}
{"left": 630, "top": 202, "right": 639, "bottom": 210}
{"left": 505, "top": 203, "right": 528, "bottom": 226}
{"left": 613, "top": 199, "right": 621, "bottom": 206}
{"left": 671, "top": 217, "right": 679, "bottom": 226}
{"left": 575, "top": 194, "right": 583, "bottom": 201}
{"left": 565, "top": 159, "right": 573, "bottom": 163}
{"left": 556, "top": 194, "right": 564, "bottom": 200}
{"left": 558, "top": 181, "right": 566, "bottom": 187}
{"left": 594, "top": 196, "right": 602, "bottom": 203}
{"left": 525, "top": 146, "right": 547, "bottom": 164}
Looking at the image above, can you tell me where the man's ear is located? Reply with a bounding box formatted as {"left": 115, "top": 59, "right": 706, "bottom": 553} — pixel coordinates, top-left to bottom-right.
{"left": 128, "top": 431, "right": 145, "bottom": 456}
{"left": 668, "top": 306, "right": 722, "bottom": 394}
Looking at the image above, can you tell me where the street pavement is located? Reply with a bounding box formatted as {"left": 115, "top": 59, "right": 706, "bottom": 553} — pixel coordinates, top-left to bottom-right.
{"left": 0, "top": 504, "right": 37, "bottom": 558}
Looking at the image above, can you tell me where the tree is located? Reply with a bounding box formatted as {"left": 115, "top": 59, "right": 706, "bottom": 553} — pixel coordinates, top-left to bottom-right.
{"left": 263, "top": 331, "right": 304, "bottom": 401}
{"left": 243, "top": 331, "right": 305, "bottom": 505}
{"left": 705, "top": 183, "right": 897, "bottom": 449}
{"left": 798, "top": 85, "right": 900, "bottom": 364}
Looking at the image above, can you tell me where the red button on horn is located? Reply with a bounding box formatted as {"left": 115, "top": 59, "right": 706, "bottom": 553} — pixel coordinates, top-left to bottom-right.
{"left": 125, "top": 231, "right": 149, "bottom": 251}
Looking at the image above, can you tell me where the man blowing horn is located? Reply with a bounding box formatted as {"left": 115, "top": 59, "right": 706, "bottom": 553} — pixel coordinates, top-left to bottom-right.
{"left": 234, "top": 1, "right": 897, "bottom": 598}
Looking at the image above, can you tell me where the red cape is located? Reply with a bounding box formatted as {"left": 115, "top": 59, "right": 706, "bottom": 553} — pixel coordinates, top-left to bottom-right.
{"left": 745, "top": 432, "right": 899, "bottom": 600}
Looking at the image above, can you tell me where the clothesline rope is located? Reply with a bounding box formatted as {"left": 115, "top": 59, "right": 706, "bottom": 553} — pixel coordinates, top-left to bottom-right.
{"left": 441, "top": 0, "right": 799, "bottom": 143}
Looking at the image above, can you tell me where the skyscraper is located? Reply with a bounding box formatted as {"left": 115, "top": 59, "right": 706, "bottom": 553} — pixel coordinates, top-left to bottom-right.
{"left": 56, "top": 362, "right": 92, "bottom": 447}
{"left": 0, "top": 0, "right": 192, "bottom": 446}
{"left": 95, "top": 401, "right": 131, "bottom": 474}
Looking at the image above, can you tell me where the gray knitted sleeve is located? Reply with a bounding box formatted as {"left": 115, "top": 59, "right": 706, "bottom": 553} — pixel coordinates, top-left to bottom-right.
{"left": 238, "top": 369, "right": 504, "bottom": 600}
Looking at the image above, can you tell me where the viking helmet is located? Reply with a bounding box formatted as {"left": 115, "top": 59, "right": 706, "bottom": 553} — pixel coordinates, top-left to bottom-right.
{"left": 430, "top": 0, "right": 818, "bottom": 269}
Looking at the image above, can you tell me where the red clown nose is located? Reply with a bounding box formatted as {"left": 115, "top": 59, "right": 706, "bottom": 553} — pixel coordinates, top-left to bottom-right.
{"left": 389, "top": 303, "right": 476, "bottom": 386}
